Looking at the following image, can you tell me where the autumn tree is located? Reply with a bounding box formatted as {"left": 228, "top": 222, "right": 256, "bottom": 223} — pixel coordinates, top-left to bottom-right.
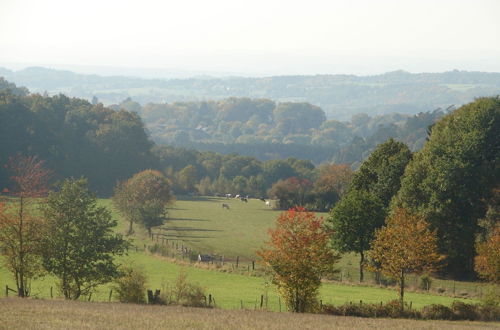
{"left": 113, "top": 170, "right": 173, "bottom": 235}
{"left": 312, "top": 163, "right": 354, "bottom": 211}
{"left": 369, "top": 208, "right": 444, "bottom": 308}
{"left": 267, "top": 177, "right": 313, "bottom": 210}
{"left": 41, "top": 178, "right": 128, "bottom": 300}
{"left": 257, "top": 207, "right": 340, "bottom": 312}
{"left": 0, "top": 154, "right": 51, "bottom": 297}
{"left": 475, "top": 225, "right": 500, "bottom": 283}
{"left": 326, "top": 190, "right": 386, "bottom": 282}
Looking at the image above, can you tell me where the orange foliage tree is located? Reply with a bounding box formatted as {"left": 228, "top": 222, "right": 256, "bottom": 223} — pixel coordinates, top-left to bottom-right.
{"left": 0, "top": 154, "right": 51, "bottom": 297}
{"left": 369, "top": 208, "right": 444, "bottom": 308}
{"left": 257, "top": 207, "right": 340, "bottom": 312}
{"left": 475, "top": 225, "right": 500, "bottom": 283}
{"left": 313, "top": 164, "right": 354, "bottom": 211}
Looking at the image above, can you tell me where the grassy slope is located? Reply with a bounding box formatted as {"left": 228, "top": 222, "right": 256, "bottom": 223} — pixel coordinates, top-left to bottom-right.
{"left": 0, "top": 197, "right": 485, "bottom": 310}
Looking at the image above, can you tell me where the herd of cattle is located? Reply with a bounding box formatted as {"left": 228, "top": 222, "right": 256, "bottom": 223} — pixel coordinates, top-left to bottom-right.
{"left": 221, "top": 194, "right": 271, "bottom": 209}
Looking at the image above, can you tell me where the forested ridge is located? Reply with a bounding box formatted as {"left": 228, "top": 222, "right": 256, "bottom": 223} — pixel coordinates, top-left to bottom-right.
{"left": 129, "top": 97, "right": 445, "bottom": 164}
{"left": 0, "top": 77, "right": 444, "bottom": 195}
{"left": 2, "top": 66, "right": 499, "bottom": 119}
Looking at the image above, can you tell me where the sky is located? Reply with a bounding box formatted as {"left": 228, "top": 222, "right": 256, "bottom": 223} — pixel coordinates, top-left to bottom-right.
{"left": 1, "top": 0, "right": 499, "bottom": 77}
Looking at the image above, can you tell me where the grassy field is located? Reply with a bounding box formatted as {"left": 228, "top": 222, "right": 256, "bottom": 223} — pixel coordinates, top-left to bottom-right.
{"left": 1, "top": 298, "right": 496, "bottom": 330}
{"left": 0, "top": 196, "right": 491, "bottom": 311}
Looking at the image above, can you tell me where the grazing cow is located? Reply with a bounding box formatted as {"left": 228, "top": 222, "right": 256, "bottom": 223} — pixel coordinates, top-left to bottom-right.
{"left": 225, "top": 193, "right": 231, "bottom": 199}
{"left": 241, "top": 197, "right": 248, "bottom": 203}
{"left": 265, "top": 201, "right": 271, "bottom": 207}
{"left": 222, "top": 203, "right": 230, "bottom": 209}
{"left": 259, "top": 197, "right": 266, "bottom": 202}
{"left": 235, "top": 194, "right": 240, "bottom": 199}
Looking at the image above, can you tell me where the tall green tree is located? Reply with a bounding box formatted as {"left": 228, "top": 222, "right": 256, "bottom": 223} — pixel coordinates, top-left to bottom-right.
{"left": 350, "top": 138, "right": 412, "bottom": 207}
{"left": 325, "top": 190, "right": 386, "bottom": 282}
{"left": 113, "top": 170, "right": 173, "bottom": 235}
{"left": 41, "top": 178, "right": 128, "bottom": 300}
{"left": 394, "top": 97, "right": 500, "bottom": 278}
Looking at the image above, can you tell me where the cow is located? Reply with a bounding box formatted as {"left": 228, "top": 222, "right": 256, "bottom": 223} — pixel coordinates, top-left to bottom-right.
{"left": 222, "top": 203, "right": 230, "bottom": 209}
{"left": 265, "top": 201, "right": 271, "bottom": 207}
{"left": 241, "top": 197, "right": 248, "bottom": 203}
{"left": 225, "top": 193, "right": 231, "bottom": 199}
{"left": 259, "top": 197, "right": 266, "bottom": 202}
{"left": 235, "top": 194, "right": 240, "bottom": 199}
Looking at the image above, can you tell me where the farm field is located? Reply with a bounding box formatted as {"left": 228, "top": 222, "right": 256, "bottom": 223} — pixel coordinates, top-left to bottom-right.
{"left": 1, "top": 298, "right": 497, "bottom": 330}
{"left": 0, "top": 250, "right": 474, "bottom": 310}
{"left": 157, "top": 196, "right": 494, "bottom": 298}
{"left": 0, "top": 196, "right": 489, "bottom": 310}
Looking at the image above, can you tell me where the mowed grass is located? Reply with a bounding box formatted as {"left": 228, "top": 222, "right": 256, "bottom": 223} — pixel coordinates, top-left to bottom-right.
{"left": 2, "top": 298, "right": 497, "bottom": 330}
{"left": 0, "top": 196, "right": 484, "bottom": 310}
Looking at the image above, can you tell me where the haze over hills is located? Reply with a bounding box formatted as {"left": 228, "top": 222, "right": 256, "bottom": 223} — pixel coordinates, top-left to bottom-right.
{"left": 1, "top": 66, "right": 499, "bottom": 120}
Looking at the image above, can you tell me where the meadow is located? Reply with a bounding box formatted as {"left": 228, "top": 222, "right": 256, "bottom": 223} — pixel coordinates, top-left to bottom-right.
{"left": 1, "top": 196, "right": 489, "bottom": 312}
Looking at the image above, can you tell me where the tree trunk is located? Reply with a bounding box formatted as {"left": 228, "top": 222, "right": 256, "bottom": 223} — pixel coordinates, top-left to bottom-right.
{"left": 359, "top": 251, "right": 365, "bottom": 283}
{"left": 128, "top": 219, "right": 134, "bottom": 235}
{"left": 399, "top": 270, "right": 405, "bottom": 310}
{"left": 18, "top": 196, "right": 25, "bottom": 297}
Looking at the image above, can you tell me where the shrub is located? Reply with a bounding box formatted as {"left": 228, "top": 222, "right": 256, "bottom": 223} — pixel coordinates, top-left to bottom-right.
{"left": 477, "top": 304, "right": 500, "bottom": 321}
{"left": 421, "top": 304, "right": 455, "bottom": 320}
{"left": 114, "top": 266, "right": 147, "bottom": 304}
{"left": 323, "top": 300, "right": 420, "bottom": 319}
{"left": 419, "top": 274, "right": 432, "bottom": 291}
{"left": 160, "top": 270, "right": 207, "bottom": 307}
{"left": 451, "top": 301, "right": 479, "bottom": 320}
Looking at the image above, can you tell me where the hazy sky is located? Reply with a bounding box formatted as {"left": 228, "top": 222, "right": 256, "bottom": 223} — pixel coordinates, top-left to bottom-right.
{"left": 1, "top": 0, "right": 499, "bottom": 77}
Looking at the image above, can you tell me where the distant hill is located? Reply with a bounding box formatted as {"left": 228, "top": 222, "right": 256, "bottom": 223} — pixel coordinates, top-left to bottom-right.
{"left": 1, "top": 67, "right": 499, "bottom": 120}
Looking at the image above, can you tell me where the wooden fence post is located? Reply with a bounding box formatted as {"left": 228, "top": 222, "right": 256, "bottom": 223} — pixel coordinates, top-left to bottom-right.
{"left": 50, "top": 286, "right": 53, "bottom": 298}
{"left": 279, "top": 297, "right": 281, "bottom": 312}
{"left": 108, "top": 289, "right": 113, "bottom": 302}
{"left": 260, "top": 295, "right": 264, "bottom": 309}
{"left": 252, "top": 261, "right": 255, "bottom": 270}
{"left": 236, "top": 256, "right": 239, "bottom": 268}
{"left": 5, "top": 285, "right": 8, "bottom": 297}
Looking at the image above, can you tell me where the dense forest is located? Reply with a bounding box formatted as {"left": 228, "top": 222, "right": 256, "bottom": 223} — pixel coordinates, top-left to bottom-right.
{"left": 118, "top": 97, "right": 446, "bottom": 164}
{"left": 0, "top": 77, "right": 444, "bottom": 195}
{"left": 2, "top": 67, "right": 499, "bottom": 119}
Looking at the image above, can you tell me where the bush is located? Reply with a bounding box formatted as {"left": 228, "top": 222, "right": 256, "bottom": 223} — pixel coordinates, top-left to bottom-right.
{"left": 113, "top": 266, "right": 147, "bottom": 304}
{"left": 421, "top": 304, "right": 455, "bottom": 320}
{"left": 160, "top": 270, "right": 207, "bottom": 307}
{"left": 451, "top": 301, "right": 479, "bottom": 320}
{"left": 478, "top": 304, "right": 500, "bottom": 321}
{"left": 325, "top": 300, "right": 500, "bottom": 321}
{"left": 419, "top": 274, "right": 432, "bottom": 291}
{"left": 323, "top": 300, "right": 420, "bottom": 319}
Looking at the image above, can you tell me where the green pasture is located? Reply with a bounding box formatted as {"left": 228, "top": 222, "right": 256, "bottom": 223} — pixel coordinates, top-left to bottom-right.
{"left": 0, "top": 252, "right": 475, "bottom": 310}
{"left": 0, "top": 196, "right": 489, "bottom": 310}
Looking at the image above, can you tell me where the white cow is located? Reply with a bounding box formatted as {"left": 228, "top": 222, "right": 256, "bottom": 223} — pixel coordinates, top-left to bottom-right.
{"left": 265, "top": 201, "right": 271, "bottom": 207}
